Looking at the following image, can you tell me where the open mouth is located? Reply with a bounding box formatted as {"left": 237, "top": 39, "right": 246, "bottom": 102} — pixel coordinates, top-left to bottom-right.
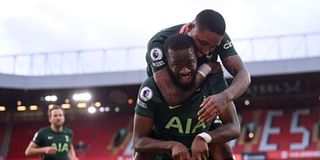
{"left": 179, "top": 75, "right": 191, "bottom": 85}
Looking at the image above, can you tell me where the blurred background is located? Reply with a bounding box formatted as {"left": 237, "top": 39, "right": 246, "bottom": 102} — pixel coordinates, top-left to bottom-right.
{"left": 0, "top": 0, "right": 319, "bottom": 159}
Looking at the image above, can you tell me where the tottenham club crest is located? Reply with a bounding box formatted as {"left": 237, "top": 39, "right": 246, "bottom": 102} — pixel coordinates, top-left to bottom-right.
{"left": 150, "top": 48, "right": 163, "bottom": 61}
{"left": 139, "top": 87, "right": 153, "bottom": 101}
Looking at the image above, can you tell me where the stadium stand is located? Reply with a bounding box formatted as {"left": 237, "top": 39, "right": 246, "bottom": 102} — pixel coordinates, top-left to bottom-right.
{"left": 70, "top": 112, "right": 133, "bottom": 159}
{"left": 0, "top": 122, "right": 6, "bottom": 149}
{"left": 7, "top": 121, "right": 47, "bottom": 159}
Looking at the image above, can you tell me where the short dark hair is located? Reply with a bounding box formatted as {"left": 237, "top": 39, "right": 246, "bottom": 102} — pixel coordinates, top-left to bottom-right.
{"left": 195, "top": 9, "right": 226, "bottom": 36}
{"left": 48, "top": 105, "right": 63, "bottom": 117}
{"left": 164, "top": 34, "right": 197, "bottom": 59}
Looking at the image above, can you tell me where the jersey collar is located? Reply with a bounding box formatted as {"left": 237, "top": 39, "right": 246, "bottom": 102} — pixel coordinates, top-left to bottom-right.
{"left": 179, "top": 23, "right": 189, "bottom": 34}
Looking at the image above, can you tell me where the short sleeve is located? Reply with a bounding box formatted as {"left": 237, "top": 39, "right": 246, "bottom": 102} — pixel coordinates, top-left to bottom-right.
{"left": 32, "top": 130, "right": 43, "bottom": 146}
{"left": 212, "top": 33, "right": 238, "bottom": 60}
{"left": 69, "top": 129, "right": 74, "bottom": 143}
{"left": 145, "top": 41, "right": 166, "bottom": 74}
{"left": 135, "top": 80, "right": 156, "bottom": 119}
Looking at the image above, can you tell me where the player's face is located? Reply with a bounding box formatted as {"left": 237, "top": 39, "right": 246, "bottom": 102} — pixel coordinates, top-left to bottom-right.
{"left": 49, "top": 109, "right": 65, "bottom": 127}
{"left": 167, "top": 47, "right": 197, "bottom": 88}
{"left": 188, "top": 25, "right": 223, "bottom": 57}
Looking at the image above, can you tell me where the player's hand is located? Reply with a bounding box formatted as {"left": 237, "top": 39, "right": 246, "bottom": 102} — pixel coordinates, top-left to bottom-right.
{"left": 43, "top": 146, "right": 57, "bottom": 155}
{"left": 171, "top": 142, "right": 191, "bottom": 160}
{"left": 191, "top": 136, "right": 209, "bottom": 160}
{"left": 206, "top": 62, "right": 222, "bottom": 74}
{"left": 198, "top": 93, "right": 228, "bottom": 123}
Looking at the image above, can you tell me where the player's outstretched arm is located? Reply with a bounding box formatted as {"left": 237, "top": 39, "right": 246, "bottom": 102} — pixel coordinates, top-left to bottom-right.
{"left": 25, "top": 141, "right": 57, "bottom": 156}
{"left": 68, "top": 144, "right": 79, "bottom": 160}
{"left": 222, "top": 54, "right": 251, "bottom": 104}
{"left": 132, "top": 114, "right": 190, "bottom": 160}
{"left": 198, "top": 55, "right": 250, "bottom": 122}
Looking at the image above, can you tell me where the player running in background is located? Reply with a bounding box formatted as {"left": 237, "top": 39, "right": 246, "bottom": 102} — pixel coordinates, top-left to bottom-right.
{"left": 25, "top": 105, "right": 78, "bottom": 160}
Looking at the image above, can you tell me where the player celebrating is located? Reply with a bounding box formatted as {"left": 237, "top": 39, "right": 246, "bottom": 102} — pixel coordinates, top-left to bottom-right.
{"left": 133, "top": 34, "right": 240, "bottom": 160}
{"left": 146, "top": 9, "right": 250, "bottom": 122}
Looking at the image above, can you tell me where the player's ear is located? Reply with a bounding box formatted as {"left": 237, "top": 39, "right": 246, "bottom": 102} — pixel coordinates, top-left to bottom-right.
{"left": 186, "top": 21, "right": 195, "bottom": 32}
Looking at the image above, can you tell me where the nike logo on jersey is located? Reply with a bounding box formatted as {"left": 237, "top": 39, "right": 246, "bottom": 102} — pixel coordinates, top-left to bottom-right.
{"left": 48, "top": 136, "right": 53, "bottom": 140}
{"left": 206, "top": 54, "right": 213, "bottom": 59}
{"left": 169, "top": 104, "right": 182, "bottom": 109}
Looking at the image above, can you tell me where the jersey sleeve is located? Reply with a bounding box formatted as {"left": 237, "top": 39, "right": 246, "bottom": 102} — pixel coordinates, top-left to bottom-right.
{"left": 32, "top": 129, "right": 44, "bottom": 146}
{"left": 212, "top": 33, "right": 238, "bottom": 60}
{"left": 134, "top": 79, "right": 156, "bottom": 119}
{"left": 145, "top": 40, "right": 166, "bottom": 75}
{"left": 68, "top": 129, "right": 74, "bottom": 143}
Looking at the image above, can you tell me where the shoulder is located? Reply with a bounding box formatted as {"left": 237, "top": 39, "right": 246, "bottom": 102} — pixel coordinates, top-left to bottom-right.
{"left": 62, "top": 127, "right": 74, "bottom": 136}
{"left": 220, "top": 32, "right": 234, "bottom": 50}
{"left": 135, "top": 77, "right": 160, "bottom": 117}
{"left": 37, "top": 127, "right": 50, "bottom": 134}
{"left": 148, "top": 24, "right": 184, "bottom": 46}
{"left": 32, "top": 127, "right": 50, "bottom": 141}
{"left": 146, "top": 24, "right": 184, "bottom": 70}
{"left": 212, "top": 32, "right": 237, "bottom": 58}
{"left": 140, "top": 76, "right": 156, "bottom": 87}
{"left": 138, "top": 77, "right": 159, "bottom": 102}
{"left": 63, "top": 127, "right": 73, "bottom": 134}
{"left": 136, "top": 77, "right": 166, "bottom": 108}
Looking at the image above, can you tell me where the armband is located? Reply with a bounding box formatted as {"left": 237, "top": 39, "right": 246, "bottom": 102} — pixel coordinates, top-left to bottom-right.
{"left": 197, "top": 132, "right": 212, "bottom": 143}
{"left": 197, "top": 64, "right": 212, "bottom": 78}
